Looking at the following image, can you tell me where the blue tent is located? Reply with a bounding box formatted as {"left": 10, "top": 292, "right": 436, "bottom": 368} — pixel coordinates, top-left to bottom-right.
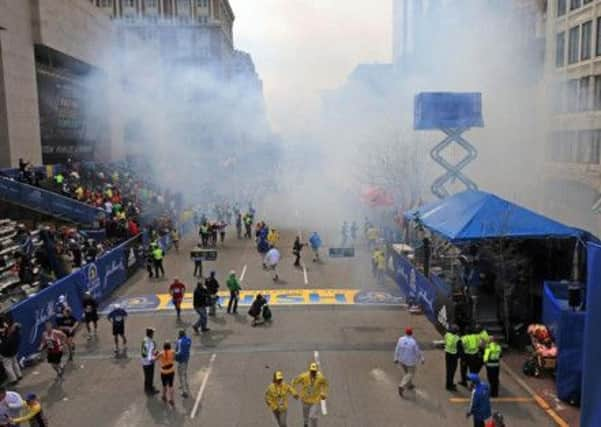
{"left": 404, "top": 190, "right": 581, "bottom": 243}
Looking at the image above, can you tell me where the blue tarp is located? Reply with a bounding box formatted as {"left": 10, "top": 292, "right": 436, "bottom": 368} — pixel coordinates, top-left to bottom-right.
{"left": 404, "top": 190, "right": 580, "bottom": 243}
{"left": 0, "top": 177, "right": 104, "bottom": 225}
{"left": 581, "top": 243, "right": 601, "bottom": 425}
{"left": 542, "top": 282, "right": 585, "bottom": 403}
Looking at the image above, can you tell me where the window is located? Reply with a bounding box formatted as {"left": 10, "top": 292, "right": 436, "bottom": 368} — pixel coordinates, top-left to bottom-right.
{"left": 567, "top": 79, "right": 579, "bottom": 111}
{"left": 145, "top": 0, "right": 157, "bottom": 8}
{"left": 594, "top": 76, "right": 601, "bottom": 109}
{"left": 568, "top": 26, "right": 580, "bottom": 64}
{"left": 556, "top": 32, "right": 566, "bottom": 67}
{"left": 123, "top": 0, "right": 135, "bottom": 7}
{"left": 558, "top": 0, "right": 567, "bottom": 16}
{"left": 584, "top": 0, "right": 593, "bottom": 4}
{"left": 99, "top": 0, "right": 112, "bottom": 7}
{"left": 580, "top": 77, "right": 591, "bottom": 111}
{"left": 597, "top": 18, "right": 601, "bottom": 56}
{"left": 582, "top": 21, "right": 592, "bottom": 60}
{"left": 571, "top": 0, "right": 581, "bottom": 10}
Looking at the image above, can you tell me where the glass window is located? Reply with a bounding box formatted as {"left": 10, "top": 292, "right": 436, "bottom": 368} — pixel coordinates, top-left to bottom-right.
{"left": 558, "top": 0, "right": 566, "bottom": 16}
{"left": 594, "top": 76, "right": 601, "bottom": 110}
{"left": 597, "top": 18, "right": 601, "bottom": 56}
{"left": 584, "top": 0, "right": 593, "bottom": 4}
{"left": 99, "top": 0, "right": 112, "bottom": 7}
{"left": 556, "top": 32, "right": 566, "bottom": 67}
{"left": 571, "top": 0, "right": 581, "bottom": 10}
{"left": 568, "top": 26, "right": 580, "bottom": 64}
{"left": 567, "top": 79, "right": 579, "bottom": 111}
{"left": 580, "top": 77, "right": 591, "bottom": 111}
{"left": 582, "top": 21, "right": 592, "bottom": 60}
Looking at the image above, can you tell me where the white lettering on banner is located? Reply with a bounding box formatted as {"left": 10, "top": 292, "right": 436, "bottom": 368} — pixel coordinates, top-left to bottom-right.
{"left": 418, "top": 289, "right": 434, "bottom": 313}
{"left": 127, "top": 248, "right": 136, "bottom": 268}
{"left": 104, "top": 258, "right": 125, "bottom": 289}
{"left": 409, "top": 269, "right": 417, "bottom": 292}
{"left": 30, "top": 301, "right": 55, "bottom": 344}
{"left": 437, "top": 305, "right": 449, "bottom": 330}
{"left": 86, "top": 264, "right": 102, "bottom": 299}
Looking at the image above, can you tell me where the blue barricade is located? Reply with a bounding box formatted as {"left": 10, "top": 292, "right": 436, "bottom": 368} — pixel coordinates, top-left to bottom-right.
{"left": 0, "top": 177, "right": 104, "bottom": 225}
{"left": 9, "top": 235, "right": 139, "bottom": 358}
{"left": 391, "top": 251, "right": 453, "bottom": 330}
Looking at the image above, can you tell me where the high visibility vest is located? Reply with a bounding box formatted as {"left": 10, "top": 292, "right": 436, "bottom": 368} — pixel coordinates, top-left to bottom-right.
{"left": 462, "top": 334, "right": 479, "bottom": 355}
{"left": 141, "top": 338, "right": 156, "bottom": 358}
{"left": 55, "top": 174, "right": 64, "bottom": 184}
{"left": 479, "top": 330, "right": 490, "bottom": 346}
{"left": 484, "top": 342, "right": 502, "bottom": 367}
{"left": 444, "top": 332, "right": 460, "bottom": 354}
{"left": 152, "top": 248, "right": 163, "bottom": 260}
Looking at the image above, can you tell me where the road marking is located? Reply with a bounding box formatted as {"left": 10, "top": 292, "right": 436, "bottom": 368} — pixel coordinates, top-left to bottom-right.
{"left": 313, "top": 350, "right": 328, "bottom": 416}
{"left": 190, "top": 353, "right": 216, "bottom": 419}
{"left": 240, "top": 264, "right": 247, "bottom": 282}
{"left": 449, "top": 397, "right": 533, "bottom": 403}
{"left": 303, "top": 264, "right": 308, "bottom": 285}
{"left": 501, "top": 360, "right": 569, "bottom": 427}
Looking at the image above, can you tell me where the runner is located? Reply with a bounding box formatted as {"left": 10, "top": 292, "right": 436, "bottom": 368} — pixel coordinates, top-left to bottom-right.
{"left": 263, "top": 247, "right": 281, "bottom": 282}
{"left": 168, "top": 277, "right": 186, "bottom": 321}
{"left": 56, "top": 307, "right": 78, "bottom": 361}
{"left": 38, "top": 322, "right": 66, "bottom": 380}
{"left": 107, "top": 303, "right": 128, "bottom": 356}
{"left": 82, "top": 291, "right": 99, "bottom": 340}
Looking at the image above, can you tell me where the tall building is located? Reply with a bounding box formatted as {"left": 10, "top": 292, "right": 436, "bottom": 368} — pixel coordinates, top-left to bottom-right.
{"left": 90, "top": 0, "right": 235, "bottom": 78}
{"left": 542, "top": 0, "right": 601, "bottom": 233}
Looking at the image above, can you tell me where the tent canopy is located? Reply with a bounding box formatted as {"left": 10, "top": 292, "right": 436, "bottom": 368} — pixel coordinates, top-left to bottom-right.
{"left": 404, "top": 190, "right": 581, "bottom": 243}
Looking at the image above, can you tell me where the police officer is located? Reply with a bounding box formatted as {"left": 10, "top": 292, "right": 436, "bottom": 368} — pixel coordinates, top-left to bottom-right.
{"left": 444, "top": 324, "right": 461, "bottom": 391}
{"left": 459, "top": 327, "right": 480, "bottom": 387}
{"left": 483, "top": 336, "right": 502, "bottom": 397}
{"left": 152, "top": 243, "right": 165, "bottom": 278}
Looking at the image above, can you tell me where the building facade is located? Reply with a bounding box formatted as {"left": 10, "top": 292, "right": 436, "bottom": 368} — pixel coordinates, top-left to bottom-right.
{"left": 543, "top": 0, "right": 601, "bottom": 233}
{"left": 0, "top": 0, "right": 125, "bottom": 167}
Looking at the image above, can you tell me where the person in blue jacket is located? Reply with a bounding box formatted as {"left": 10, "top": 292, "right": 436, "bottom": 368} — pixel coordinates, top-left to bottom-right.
{"left": 466, "top": 373, "right": 492, "bottom": 427}
{"left": 309, "top": 232, "right": 322, "bottom": 262}
{"left": 175, "top": 329, "right": 192, "bottom": 398}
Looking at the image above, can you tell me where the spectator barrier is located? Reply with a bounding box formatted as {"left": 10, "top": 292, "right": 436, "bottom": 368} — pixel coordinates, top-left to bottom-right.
{"left": 10, "top": 217, "right": 195, "bottom": 359}
{"left": 0, "top": 176, "right": 104, "bottom": 226}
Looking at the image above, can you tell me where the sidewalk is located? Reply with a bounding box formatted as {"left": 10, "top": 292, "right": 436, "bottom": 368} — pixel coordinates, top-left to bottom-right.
{"left": 503, "top": 350, "right": 579, "bottom": 427}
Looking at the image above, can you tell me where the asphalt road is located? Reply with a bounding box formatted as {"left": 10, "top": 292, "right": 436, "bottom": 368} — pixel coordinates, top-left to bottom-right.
{"left": 15, "top": 228, "right": 556, "bottom": 426}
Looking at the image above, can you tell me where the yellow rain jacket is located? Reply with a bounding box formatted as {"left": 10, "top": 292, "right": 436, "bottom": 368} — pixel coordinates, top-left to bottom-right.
{"left": 265, "top": 382, "right": 298, "bottom": 411}
{"left": 267, "top": 230, "right": 280, "bottom": 246}
{"left": 292, "top": 371, "right": 329, "bottom": 404}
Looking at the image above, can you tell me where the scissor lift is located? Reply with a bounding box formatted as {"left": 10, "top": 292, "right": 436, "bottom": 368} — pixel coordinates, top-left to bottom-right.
{"left": 414, "top": 92, "right": 484, "bottom": 199}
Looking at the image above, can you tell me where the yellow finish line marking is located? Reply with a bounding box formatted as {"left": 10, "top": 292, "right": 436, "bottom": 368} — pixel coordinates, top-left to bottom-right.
{"left": 449, "top": 397, "right": 533, "bottom": 404}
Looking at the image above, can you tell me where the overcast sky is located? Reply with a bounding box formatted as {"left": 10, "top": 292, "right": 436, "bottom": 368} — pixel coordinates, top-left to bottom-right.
{"left": 229, "top": 0, "right": 392, "bottom": 136}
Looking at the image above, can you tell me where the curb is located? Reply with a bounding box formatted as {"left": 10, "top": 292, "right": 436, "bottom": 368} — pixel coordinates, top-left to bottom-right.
{"left": 501, "top": 360, "right": 570, "bottom": 427}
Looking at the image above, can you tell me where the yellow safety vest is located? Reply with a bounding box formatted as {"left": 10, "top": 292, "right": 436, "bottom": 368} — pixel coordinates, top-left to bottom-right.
{"left": 444, "top": 332, "right": 460, "bottom": 354}
{"left": 152, "top": 248, "right": 163, "bottom": 261}
{"left": 484, "top": 342, "right": 502, "bottom": 366}
{"left": 461, "top": 334, "right": 479, "bottom": 355}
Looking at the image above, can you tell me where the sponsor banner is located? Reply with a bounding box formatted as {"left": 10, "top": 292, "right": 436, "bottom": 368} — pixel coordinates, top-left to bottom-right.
{"left": 391, "top": 251, "right": 453, "bottom": 331}
{"left": 122, "top": 234, "right": 145, "bottom": 279}
{"left": 80, "top": 247, "right": 127, "bottom": 301}
{"left": 9, "top": 274, "right": 85, "bottom": 358}
{"left": 102, "top": 289, "right": 405, "bottom": 313}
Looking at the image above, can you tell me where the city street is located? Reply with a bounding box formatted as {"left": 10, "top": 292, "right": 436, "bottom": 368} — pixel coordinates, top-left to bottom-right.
{"left": 17, "top": 230, "right": 557, "bottom": 426}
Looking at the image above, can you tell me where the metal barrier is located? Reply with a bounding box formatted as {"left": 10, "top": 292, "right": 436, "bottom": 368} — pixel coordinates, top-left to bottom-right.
{"left": 0, "top": 177, "right": 104, "bottom": 225}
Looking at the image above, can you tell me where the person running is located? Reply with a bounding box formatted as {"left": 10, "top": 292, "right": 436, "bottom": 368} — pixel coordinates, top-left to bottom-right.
{"left": 175, "top": 329, "right": 191, "bottom": 398}
{"left": 192, "top": 246, "right": 204, "bottom": 278}
{"left": 107, "top": 303, "right": 128, "bottom": 356}
{"left": 263, "top": 247, "right": 280, "bottom": 282}
{"left": 54, "top": 295, "right": 68, "bottom": 323}
{"left": 308, "top": 232, "right": 322, "bottom": 263}
{"left": 82, "top": 291, "right": 98, "bottom": 340}
{"left": 141, "top": 328, "right": 159, "bottom": 395}
{"left": 192, "top": 282, "right": 211, "bottom": 334}
{"left": 156, "top": 341, "right": 176, "bottom": 406}
{"left": 11, "top": 392, "right": 47, "bottom": 427}
{"left": 292, "top": 236, "right": 304, "bottom": 268}
{"left": 169, "top": 277, "right": 186, "bottom": 321}
{"left": 170, "top": 228, "right": 180, "bottom": 253}
{"left": 292, "top": 363, "right": 329, "bottom": 427}
{"left": 236, "top": 213, "right": 242, "bottom": 239}
{"left": 56, "top": 308, "right": 78, "bottom": 361}
{"left": 466, "top": 373, "right": 492, "bottom": 427}
{"left": 226, "top": 270, "right": 241, "bottom": 314}
{"left": 205, "top": 271, "right": 220, "bottom": 316}
{"left": 38, "top": 322, "right": 66, "bottom": 380}
{"left": 265, "top": 370, "right": 298, "bottom": 427}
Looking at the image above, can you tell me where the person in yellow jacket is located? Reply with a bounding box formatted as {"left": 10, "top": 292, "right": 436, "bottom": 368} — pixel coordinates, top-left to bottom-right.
{"left": 265, "top": 370, "right": 298, "bottom": 427}
{"left": 267, "top": 229, "right": 280, "bottom": 248}
{"left": 11, "top": 392, "right": 48, "bottom": 426}
{"left": 292, "top": 363, "right": 329, "bottom": 427}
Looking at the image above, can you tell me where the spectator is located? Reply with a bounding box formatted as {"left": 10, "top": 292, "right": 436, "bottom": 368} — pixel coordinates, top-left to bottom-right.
{"left": 0, "top": 323, "right": 22, "bottom": 385}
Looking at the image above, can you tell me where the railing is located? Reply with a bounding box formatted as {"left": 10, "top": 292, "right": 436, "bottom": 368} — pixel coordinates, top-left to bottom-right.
{"left": 0, "top": 177, "right": 104, "bottom": 226}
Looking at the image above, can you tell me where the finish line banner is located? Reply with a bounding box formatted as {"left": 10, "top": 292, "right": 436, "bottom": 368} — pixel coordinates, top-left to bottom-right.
{"left": 102, "top": 289, "right": 405, "bottom": 313}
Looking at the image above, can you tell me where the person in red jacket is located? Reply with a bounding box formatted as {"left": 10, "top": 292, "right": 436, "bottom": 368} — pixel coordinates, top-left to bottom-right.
{"left": 169, "top": 278, "right": 186, "bottom": 321}
{"left": 128, "top": 219, "right": 140, "bottom": 237}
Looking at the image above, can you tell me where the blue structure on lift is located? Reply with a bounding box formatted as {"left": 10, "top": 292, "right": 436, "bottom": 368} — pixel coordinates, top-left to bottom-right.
{"left": 414, "top": 92, "right": 484, "bottom": 199}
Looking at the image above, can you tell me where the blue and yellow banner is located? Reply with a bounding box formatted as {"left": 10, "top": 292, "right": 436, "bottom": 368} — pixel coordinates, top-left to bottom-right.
{"left": 102, "top": 289, "right": 405, "bottom": 313}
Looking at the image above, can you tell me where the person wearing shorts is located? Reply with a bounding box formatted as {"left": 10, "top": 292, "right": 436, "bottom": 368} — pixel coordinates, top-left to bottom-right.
{"left": 38, "top": 322, "right": 66, "bottom": 380}
{"left": 82, "top": 292, "right": 99, "bottom": 339}
{"left": 169, "top": 278, "right": 186, "bottom": 321}
{"left": 107, "top": 304, "right": 128, "bottom": 356}
{"left": 56, "top": 308, "right": 78, "bottom": 361}
{"left": 156, "top": 341, "right": 176, "bottom": 406}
